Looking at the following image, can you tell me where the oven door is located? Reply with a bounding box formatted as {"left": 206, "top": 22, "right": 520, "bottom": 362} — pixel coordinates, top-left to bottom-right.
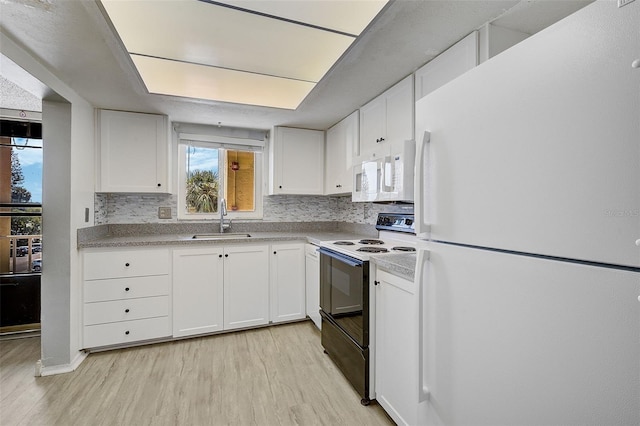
{"left": 319, "top": 248, "right": 369, "bottom": 348}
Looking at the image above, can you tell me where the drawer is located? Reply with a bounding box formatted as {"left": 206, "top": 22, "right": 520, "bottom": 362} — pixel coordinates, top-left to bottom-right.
{"left": 84, "top": 275, "right": 170, "bottom": 303}
{"left": 83, "top": 316, "right": 170, "bottom": 349}
{"left": 84, "top": 295, "right": 169, "bottom": 326}
{"left": 84, "top": 248, "right": 169, "bottom": 280}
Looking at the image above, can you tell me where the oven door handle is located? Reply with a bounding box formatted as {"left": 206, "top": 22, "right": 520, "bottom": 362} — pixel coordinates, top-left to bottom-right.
{"left": 318, "top": 248, "right": 363, "bottom": 267}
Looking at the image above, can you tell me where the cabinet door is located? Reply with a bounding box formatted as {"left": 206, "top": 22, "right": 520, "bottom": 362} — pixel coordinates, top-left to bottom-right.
{"left": 271, "top": 127, "right": 324, "bottom": 195}
{"left": 385, "top": 75, "right": 414, "bottom": 147}
{"left": 375, "top": 269, "right": 420, "bottom": 426}
{"left": 359, "top": 96, "right": 386, "bottom": 158}
{"left": 304, "top": 244, "right": 321, "bottom": 329}
{"left": 97, "top": 109, "right": 169, "bottom": 193}
{"left": 414, "top": 32, "right": 478, "bottom": 101}
{"left": 223, "top": 245, "right": 269, "bottom": 330}
{"left": 270, "top": 243, "right": 306, "bottom": 323}
{"left": 325, "top": 111, "right": 358, "bottom": 195}
{"left": 172, "top": 247, "right": 224, "bottom": 337}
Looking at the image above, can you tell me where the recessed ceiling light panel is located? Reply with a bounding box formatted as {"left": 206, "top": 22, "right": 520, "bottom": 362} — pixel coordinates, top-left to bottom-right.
{"left": 216, "top": 0, "right": 389, "bottom": 35}
{"left": 132, "top": 54, "right": 315, "bottom": 110}
{"left": 100, "top": 0, "right": 388, "bottom": 109}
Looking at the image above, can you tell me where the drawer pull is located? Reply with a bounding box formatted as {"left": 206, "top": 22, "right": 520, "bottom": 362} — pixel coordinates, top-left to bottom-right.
{"left": 125, "top": 287, "right": 130, "bottom": 292}
{"left": 125, "top": 309, "right": 130, "bottom": 313}
{"left": 125, "top": 330, "right": 130, "bottom": 335}
{"left": 125, "top": 263, "right": 130, "bottom": 267}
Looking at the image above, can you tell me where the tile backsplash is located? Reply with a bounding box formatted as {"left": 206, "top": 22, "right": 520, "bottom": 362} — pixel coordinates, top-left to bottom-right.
{"left": 95, "top": 193, "right": 412, "bottom": 225}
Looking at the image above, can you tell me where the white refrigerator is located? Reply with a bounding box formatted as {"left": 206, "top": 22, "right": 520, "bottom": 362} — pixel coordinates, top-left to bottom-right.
{"left": 413, "top": 1, "right": 640, "bottom": 425}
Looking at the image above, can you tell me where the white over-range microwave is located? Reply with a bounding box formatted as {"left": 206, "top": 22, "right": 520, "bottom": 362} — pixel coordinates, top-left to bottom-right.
{"left": 352, "top": 139, "right": 415, "bottom": 203}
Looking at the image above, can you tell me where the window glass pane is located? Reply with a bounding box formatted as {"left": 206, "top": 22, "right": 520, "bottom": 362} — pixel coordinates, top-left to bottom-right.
{"left": 1, "top": 137, "right": 43, "bottom": 276}
{"left": 225, "top": 150, "right": 255, "bottom": 212}
{"left": 185, "top": 145, "right": 219, "bottom": 214}
{"left": 179, "top": 138, "right": 262, "bottom": 220}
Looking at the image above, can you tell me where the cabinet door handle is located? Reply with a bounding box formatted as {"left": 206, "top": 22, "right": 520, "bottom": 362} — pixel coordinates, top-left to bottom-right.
{"left": 336, "top": 184, "right": 342, "bottom": 188}
{"left": 125, "top": 287, "right": 130, "bottom": 292}
{"left": 125, "top": 331, "right": 130, "bottom": 335}
{"left": 157, "top": 183, "right": 161, "bottom": 187}
{"left": 125, "top": 263, "right": 130, "bottom": 267}
{"left": 374, "top": 280, "right": 380, "bottom": 286}
{"left": 279, "top": 185, "right": 282, "bottom": 189}
{"left": 125, "top": 308, "right": 130, "bottom": 313}
{"left": 273, "top": 251, "right": 277, "bottom": 255}
{"left": 225, "top": 254, "right": 229, "bottom": 258}
{"left": 219, "top": 254, "right": 223, "bottom": 258}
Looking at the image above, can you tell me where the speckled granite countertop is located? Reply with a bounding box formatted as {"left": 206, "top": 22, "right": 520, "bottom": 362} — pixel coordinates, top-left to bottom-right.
{"left": 78, "top": 230, "right": 368, "bottom": 248}
{"left": 77, "top": 221, "right": 418, "bottom": 278}
{"left": 370, "top": 253, "right": 416, "bottom": 281}
{"left": 78, "top": 221, "right": 376, "bottom": 248}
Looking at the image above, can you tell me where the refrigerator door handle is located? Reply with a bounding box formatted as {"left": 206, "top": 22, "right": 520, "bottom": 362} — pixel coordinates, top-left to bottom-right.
{"left": 416, "top": 248, "right": 431, "bottom": 402}
{"left": 415, "top": 130, "right": 431, "bottom": 239}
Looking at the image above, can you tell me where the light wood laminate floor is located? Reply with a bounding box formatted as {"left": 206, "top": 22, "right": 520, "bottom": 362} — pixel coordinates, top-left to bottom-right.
{"left": 0, "top": 321, "right": 393, "bottom": 426}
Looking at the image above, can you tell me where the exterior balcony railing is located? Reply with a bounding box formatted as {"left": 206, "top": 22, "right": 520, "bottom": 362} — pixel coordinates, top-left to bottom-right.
{"left": 1, "top": 234, "right": 42, "bottom": 275}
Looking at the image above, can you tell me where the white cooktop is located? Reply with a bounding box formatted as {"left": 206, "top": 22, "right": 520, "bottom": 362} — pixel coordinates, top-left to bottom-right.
{"left": 320, "top": 231, "right": 418, "bottom": 261}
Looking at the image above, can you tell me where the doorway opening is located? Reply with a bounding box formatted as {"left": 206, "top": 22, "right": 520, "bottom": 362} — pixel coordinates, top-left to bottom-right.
{"left": 0, "top": 116, "right": 43, "bottom": 336}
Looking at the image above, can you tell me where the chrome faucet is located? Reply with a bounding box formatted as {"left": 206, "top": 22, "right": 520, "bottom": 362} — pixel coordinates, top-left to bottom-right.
{"left": 219, "top": 198, "right": 231, "bottom": 233}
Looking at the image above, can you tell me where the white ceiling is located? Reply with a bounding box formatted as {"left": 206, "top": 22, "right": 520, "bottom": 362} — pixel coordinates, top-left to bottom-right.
{"left": 0, "top": 0, "right": 593, "bottom": 131}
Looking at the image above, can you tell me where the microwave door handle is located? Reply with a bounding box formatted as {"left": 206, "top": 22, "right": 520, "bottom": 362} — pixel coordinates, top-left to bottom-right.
{"left": 318, "top": 248, "right": 363, "bottom": 267}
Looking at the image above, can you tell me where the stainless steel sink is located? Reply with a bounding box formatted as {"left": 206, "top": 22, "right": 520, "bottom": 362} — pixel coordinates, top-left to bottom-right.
{"left": 192, "top": 233, "right": 252, "bottom": 240}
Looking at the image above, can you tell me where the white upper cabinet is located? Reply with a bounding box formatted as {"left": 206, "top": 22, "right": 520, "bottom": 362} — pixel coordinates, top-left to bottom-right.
{"left": 478, "top": 23, "right": 530, "bottom": 64}
{"left": 358, "top": 75, "right": 414, "bottom": 160}
{"left": 97, "top": 109, "right": 170, "bottom": 193}
{"left": 269, "top": 126, "right": 325, "bottom": 195}
{"left": 325, "top": 111, "right": 358, "bottom": 195}
{"left": 414, "top": 32, "right": 478, "bottom": 102}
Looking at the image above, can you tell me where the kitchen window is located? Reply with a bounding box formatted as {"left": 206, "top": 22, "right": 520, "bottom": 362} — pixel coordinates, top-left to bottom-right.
{"left": 177, "top": 134, "right": 264, "bottom": 220}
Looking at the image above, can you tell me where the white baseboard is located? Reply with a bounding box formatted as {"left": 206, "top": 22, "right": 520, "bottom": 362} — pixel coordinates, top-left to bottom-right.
{"left": 35, "top": 351, "right": 88, "bottom": 377}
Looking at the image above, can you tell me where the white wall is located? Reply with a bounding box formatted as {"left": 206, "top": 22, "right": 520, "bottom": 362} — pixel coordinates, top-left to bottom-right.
{"left": 1, "top": 31, "right": 95, "bottom": 373}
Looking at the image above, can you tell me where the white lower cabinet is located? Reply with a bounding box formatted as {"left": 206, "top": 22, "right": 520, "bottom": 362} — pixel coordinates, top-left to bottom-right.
{"left": 172, "top": 247, "right": 224, "bottom": 337}
{"left": 270, "top": 243, "right": 306, "bottom": 323}
{"left": 84, "top": 241, "right": 310, "bottom": 349}
{"left": 304, "top": 243, "right": 321, "bottom": 329}
{"left": 224, "top": 245, "right": 270, "bottom": 330}
{"left": 82, "top": 247, "right": 171, "bottom": 349}
{"left": 172, "top": 245, "right": 270, "bottom": 335}
{"left": 374, "top": 268, "right": 422, "bottom": 426}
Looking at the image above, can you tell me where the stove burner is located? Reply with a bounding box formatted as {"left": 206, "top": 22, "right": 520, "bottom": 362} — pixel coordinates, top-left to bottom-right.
{"left": 333, "top": 241, "right": 355, "bottom": 245}
{"left": 358, "top": 239, "right": 384, "bottom": 245}
{"left": 392, "top": 246, "right": 416, "bottom": 252}
{"left": 357, "top": 247, "right": 389, "bottom": 253}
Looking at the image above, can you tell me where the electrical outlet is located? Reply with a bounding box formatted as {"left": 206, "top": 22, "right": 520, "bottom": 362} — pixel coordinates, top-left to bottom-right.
{"left": 618, "top": 0, "right": 635, "bottom": 7}
{"left": 158, "top": 207, "right": 172, "bottom": 219}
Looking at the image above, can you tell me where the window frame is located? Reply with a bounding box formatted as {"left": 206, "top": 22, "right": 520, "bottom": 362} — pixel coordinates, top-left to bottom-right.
{"left": 177, "top": 134, "right": 264, "bottom": 221}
